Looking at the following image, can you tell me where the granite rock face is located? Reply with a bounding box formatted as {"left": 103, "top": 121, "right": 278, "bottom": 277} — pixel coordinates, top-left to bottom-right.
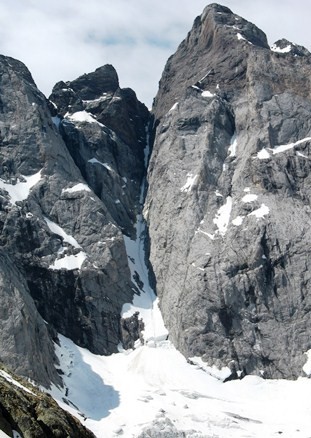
{"left": 146, "top": 3, "right": 311, "bottom": 378}
{"left": 0, "top": 56, "right": 149, "bottom": 386}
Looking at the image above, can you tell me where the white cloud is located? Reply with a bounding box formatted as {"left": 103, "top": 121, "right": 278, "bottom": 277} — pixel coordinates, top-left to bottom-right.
{"left": 0, "top": 0, "right": 309, "bottom": 107}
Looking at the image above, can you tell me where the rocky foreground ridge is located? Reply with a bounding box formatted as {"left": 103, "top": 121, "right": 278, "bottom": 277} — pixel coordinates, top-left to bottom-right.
{"left": 1, "top": 2, "right": 311, "bottom": 436}
{"left": 0, "top": 364, "right": 95, "bottom": 438}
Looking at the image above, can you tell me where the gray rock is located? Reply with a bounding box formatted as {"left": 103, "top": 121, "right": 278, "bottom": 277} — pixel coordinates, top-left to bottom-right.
{"left": 120, "top": 312, "right": 145, "bottom": 349}
{"left": 146, "top": 3, "right": 311, "bottom": 378}
{"left": 0, "top": 250, "right": 60, "bottom": 388}
{"left": 50, "top": 64, "right": 150, "bottom": 237}
{"left": 0, "top": 53, "right": 148, "bottom": 387}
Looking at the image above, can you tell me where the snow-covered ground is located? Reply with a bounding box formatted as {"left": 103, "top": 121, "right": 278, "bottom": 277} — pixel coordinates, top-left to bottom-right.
{"left": 48, "top": 209, "right": 311, "bottom": 437}
{"left": 50, "top": 334, "right": 311, "bottom": 437}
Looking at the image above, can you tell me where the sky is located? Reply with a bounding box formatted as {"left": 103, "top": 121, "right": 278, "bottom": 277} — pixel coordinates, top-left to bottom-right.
{"left": 0, "top": 1, "right": 309, "bottom": 107}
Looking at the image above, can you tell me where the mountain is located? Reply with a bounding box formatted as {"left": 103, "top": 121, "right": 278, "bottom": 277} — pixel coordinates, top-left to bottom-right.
{"left": 0, "top": 56, "right": 151, "bottom": 390}
{"left": 1, "top": 2, "right": 311, "bottom": 437}
{"left": 146, "top": 3, "right": 311, "bottom": 379}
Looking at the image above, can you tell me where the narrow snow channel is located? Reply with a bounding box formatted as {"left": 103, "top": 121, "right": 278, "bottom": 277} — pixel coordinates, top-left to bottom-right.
{"left": 122, "top": 216, "right": 168, "bottom": 345}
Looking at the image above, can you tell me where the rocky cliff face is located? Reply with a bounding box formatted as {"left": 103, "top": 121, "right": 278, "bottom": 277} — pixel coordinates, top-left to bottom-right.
{"left": 1, "top": 3, "right": 311, "bottom": 425}
{"left": 0, "top": 56, "right": 149, "bottom": 388}
{"left": 146, "top": 3, "right": 311, "bottom": 379}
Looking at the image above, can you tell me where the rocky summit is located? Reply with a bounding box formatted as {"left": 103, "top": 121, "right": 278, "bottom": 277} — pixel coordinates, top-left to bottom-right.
{"left": 1, "top": 2, "right": 311, "bottom": 437}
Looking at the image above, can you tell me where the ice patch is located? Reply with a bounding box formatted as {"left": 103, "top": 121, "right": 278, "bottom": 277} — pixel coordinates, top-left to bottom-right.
{"left": 232, "top": 216, "right": 244, "bottom": 226}
{"left": 82, "top": 94, "right": 108, "bottom": 104}
{"left": 296, "top": 151, "right": 308, "bottom": 158}
{"left": 88, "top": 158, "right": 113, "bottom": 171}
{"left": 242, "top": 194, "right": 258, "bottom": 203}
{"left": 248, "top": 204, "right": 269, "bottom": 219}
{"left": 228, "top": 133, "right": 237, "bottom": 157}
{"left": 65, "top": 110, "right": 103, "bottom": 126}
{"left": 44, "top": 217, "right": 81, "bottom": 248}
{"left": 49, "top": 252, "right": 87, "bottom": 270}
{"left": 213, "top": 196, "right": 232, "bottom": 236}
{"left": 180, "top": 174, "right": 197, "bottom": 193}
{"left": 196, "top": 228, "right": 215, "bottom": 240}
{"left": 272, "top": 136, "right": 311, "bottom": 154}
{"left": 62, "top": 183, "right": 91, "bottom": 194}
{"left": 0, "top": 169, "right": 42, "bottom": 205}
{"left": 271, "top": 44, "right": 292, "bottom": 53}
{"left": 257, "top": 149, "right": 270, "bottom": 159}
{"left": 52, "top": 116, "right": 61, "bottom": 129}
{"left": 237, "top": 33, "right": 253, "bottom": 45}
{"left": 169, "top": 102, "right": 178, "bottom": 112}
{"left": 243, "top": 187, "right": 251, "bottom": 192}
{"left": 201, "top": 90, "right": 215, "bottom": 98}
{"left": 215, "top": 190, "right": 223, "bottom": 197}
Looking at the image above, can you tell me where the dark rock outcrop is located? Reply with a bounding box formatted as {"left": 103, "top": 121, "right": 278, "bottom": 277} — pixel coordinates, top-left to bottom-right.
{"left": 146, "top": 3, "right": 311, "bottom": 378}
{"left": 0, "top": 364, "right": 95, "bottom": 438}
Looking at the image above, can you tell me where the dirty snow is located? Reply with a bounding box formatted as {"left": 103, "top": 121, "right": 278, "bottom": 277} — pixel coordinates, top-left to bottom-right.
{"left": 62, "top": 183, "right": 91, "bottom": 194}
{"left": 0, "top": 170, "right": 42, "bottom": 205}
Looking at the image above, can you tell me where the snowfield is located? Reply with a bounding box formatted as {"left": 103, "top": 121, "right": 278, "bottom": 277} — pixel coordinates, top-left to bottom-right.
{"left": 50, "top": 334, "right": 311, "bottom": 438}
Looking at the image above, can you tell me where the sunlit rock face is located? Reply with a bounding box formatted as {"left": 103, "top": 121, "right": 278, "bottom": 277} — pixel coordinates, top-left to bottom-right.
{"left": 146, "top": 3, "right": 311, "bottom": 379}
